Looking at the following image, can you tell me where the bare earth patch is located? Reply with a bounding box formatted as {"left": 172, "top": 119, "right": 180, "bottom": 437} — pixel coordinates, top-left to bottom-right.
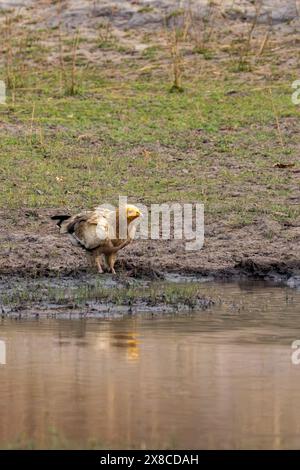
{"left": 0, "top": 209, "right": 299, "bottom": 282}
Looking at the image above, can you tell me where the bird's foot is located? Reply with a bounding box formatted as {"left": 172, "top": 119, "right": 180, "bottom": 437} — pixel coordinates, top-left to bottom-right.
{"left": 97, "top": 264, "right": 104, "bottom": 274}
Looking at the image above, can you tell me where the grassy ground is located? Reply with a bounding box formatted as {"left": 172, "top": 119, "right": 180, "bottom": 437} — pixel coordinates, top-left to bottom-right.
{"left": 0, "top": 5, "right": 299, "bottom": 278}
{"left": 1, "top": 21, "right": 298, "bottom": 219}
{"left": 1, "top": 70, "right": 298, "bottom": 222}
{"left": 2, "top": 80, "right": 299, "bottom": 220}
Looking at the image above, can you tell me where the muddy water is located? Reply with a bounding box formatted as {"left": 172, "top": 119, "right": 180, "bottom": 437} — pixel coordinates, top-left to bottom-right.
{"left": 0, "top": 282, "right": 300, "bottom": 449}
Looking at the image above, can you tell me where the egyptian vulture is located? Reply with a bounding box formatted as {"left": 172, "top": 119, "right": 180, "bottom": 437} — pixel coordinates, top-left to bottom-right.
{"left": 51, "top": 204, "right": 141, "bottom": 274}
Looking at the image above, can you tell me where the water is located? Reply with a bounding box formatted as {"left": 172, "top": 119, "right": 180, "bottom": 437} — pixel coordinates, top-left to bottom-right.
{"left": 0, "top": 281, "right": 300, "bottom": 449}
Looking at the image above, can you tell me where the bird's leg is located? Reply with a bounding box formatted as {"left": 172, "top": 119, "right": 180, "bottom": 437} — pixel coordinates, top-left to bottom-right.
{"left": 87, "top": 252, "right": 95, "bottom": 268}
{"left": 107, "top": 238, "right": 132, "bottom": 253}
{"left": 107, "top": 253, "right": 117, "bottom": 275}
{"left": 95, "top": 255, "right": 104, "bottom": 274}
{"left": 104, "top": 255, "right": 110, "bottom": 272}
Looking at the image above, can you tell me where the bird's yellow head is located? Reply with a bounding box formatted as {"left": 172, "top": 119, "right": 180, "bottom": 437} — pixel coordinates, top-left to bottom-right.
{"left": 126, "top": 204, "right": 142, "bottom": 222}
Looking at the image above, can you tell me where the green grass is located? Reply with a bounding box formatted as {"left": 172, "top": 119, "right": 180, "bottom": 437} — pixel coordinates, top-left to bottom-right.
{"left": 0, "top": 25, "right": 299, "bottom": 228}
{"left": 0, "top": 278, "right": 212, "bottom": 310}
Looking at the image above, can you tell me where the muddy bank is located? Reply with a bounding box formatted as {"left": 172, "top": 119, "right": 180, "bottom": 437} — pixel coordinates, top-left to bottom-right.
{"left": 0, "top": 207, "right": 298, "bottom": 317}
{"left": 0, "top": 209, "right": 299, "bottom": 284}
{"left": 0, "top": 271, "right": 215, "bottom": 317}
{"left": 0, "top": 296, "right": 214, "bottom": 319}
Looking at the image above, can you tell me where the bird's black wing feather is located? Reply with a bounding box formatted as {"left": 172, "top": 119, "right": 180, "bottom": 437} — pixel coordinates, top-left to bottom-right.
{"left": 51, "top": 214, "right": 71, "bottom": 227}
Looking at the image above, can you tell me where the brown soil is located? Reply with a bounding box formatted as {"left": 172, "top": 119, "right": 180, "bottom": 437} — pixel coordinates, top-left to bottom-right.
{"left": 1, "top": 209, "right": 299, "bottom": 282}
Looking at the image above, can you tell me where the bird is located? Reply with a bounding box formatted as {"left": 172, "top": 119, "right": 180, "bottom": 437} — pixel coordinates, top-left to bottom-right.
{"left": 51, "top": 204, "right": 142, "bottom": 274}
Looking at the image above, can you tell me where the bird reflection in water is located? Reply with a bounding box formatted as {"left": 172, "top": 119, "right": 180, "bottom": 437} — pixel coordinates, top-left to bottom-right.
{"left": 92, "top": 327, "right": 140, "bottom": 362}
{"left": 111, "top": 333, "right": 140, "bottom": 361}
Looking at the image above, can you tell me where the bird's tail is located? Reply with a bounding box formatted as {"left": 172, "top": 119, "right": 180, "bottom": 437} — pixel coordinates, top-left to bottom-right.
{"left": 51, "top": 214, "right": 71, "bottom": 227}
